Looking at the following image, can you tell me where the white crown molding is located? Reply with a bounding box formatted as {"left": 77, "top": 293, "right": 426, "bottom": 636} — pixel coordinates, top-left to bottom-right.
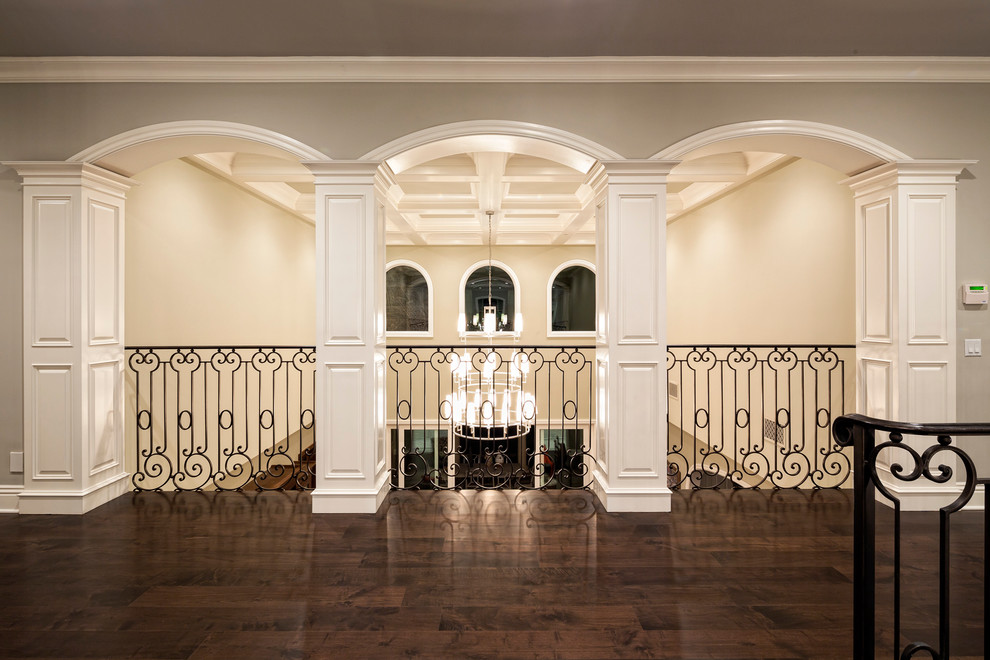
{"left": 2, "top": 56, "right": 990, "bottom": 84}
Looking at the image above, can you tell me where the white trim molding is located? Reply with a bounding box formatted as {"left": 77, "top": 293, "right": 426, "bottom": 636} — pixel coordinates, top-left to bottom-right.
{"left": 384, "top": 259, "right": 434, "bottom": 338}
{"left": 2, "top": 56, "right": 990, "bottom": 84}
{"left": 654, "top": 119, "right": 911, "bottom": 164}
{"left": 0, "top": 485, "right": 22, "bottom": 514}
{"left": 362, "top": 120, "right": 622, "bottom": 172}
{"left": 71, "top": 120, "right": 332, "bottom": 170}
{"left": 547, "top": 259, "right": 597, "bottom": 338}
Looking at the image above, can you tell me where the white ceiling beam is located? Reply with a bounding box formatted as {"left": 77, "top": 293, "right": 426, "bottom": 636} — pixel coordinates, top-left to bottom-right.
{"left": 551, "top": 206, "right": 595, "bottom": 245}
{"left": 229, "top": 153, "right": 315, "bottom": 182}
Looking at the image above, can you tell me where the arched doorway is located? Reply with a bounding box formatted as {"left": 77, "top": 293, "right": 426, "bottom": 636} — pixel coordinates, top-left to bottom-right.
{"left": 9, "top": 121, "right": 330, "bottom": 513}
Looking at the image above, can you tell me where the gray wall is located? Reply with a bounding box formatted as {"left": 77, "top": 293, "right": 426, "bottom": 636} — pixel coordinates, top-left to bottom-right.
{"left": 2, "top": 80, "right": 989, "bottom": 485}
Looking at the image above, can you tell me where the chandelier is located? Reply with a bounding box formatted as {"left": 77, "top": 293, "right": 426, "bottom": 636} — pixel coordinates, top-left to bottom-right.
{"left": 446, "top": 210, "right": 535, "bottom": 440}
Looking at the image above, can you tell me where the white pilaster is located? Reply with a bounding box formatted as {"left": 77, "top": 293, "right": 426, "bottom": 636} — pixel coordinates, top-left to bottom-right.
{"left": 305, "top": 161, "right": 388, "bottom": 514}
{"left": 590, "top": 160, "right": 678, "bottom": 512}
{"left": 845, "top": 160, "right": 974, "bottom": 510}
{"left": 5, "top": 162, "right": 133, "bottom": 514}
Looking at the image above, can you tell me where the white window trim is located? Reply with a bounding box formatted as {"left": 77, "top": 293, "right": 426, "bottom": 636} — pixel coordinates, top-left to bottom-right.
{"left": 458, "top": 259, "right": 522, "bottom": 338}
{"left": 385, "top": 259, "right": 434, "bottom": 338}
{"left": 547, "top": 259, "right": 596, "bottom": 338}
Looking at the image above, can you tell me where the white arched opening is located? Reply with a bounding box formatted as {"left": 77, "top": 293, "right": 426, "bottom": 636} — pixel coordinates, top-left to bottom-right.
{"left": 655, "top": 119, "right": 972, "bottom": 509}
{"left": 8, "top": 120, "right": 332, "bottom": 514}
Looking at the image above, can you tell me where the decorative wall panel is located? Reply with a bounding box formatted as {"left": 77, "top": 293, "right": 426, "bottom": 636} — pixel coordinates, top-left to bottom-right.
{"left": 88, "top": 360, "right": 119, "bottom": 475}
{"left": 88, "top": 201, "right": 120, "bottom": 344}
{"left": 324, "top": 197, "right": 366, "bottom": 345}
{"left": 617, "top": 361, "right": 660, "bottom": 478}
{"left": 861, "top": 358, "right": 892, "bottom": 420}
{"left": 32, "top": 365, "right": 73, "bottom": 479}
{"left": 907, "top": 361, "right": 949, "bottom": 423}
{"left": 32, "top": 198, "right": 73, "bottom": 346}
{"left": 616, "top": 196, "right": 659, "bottom": 344}
{"left": 862, "top": 199, "right": 891, "bottom": 342}
{"left": 906, "top": 196, "right": 947, "bottom": 344}
{"left": 324, "top": 363, "right": 365, "bottom": 478}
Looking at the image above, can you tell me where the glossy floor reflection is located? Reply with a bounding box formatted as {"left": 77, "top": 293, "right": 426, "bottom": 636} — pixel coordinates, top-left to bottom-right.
{"left": 0, "top": 488, "right": 979, "bottom": 659}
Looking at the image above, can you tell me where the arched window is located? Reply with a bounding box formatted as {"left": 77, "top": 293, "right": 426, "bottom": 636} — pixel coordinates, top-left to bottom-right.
{"left": 385, "top": 260, "right": 433, "bottom": 336}
{"left": 458, "top": 260, "right": 521, "bottom": 336}
{"left": 548, "top": 261, "right": 595, "bottom": 336}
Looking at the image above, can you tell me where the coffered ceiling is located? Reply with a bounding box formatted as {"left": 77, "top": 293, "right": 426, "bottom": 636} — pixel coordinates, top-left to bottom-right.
{"left": 188, "top": 149, "right": 790, "bottom": 245}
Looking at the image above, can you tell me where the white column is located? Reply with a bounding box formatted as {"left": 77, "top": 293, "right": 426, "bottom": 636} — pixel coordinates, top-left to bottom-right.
{"left": 590, "top": 160, "right": 678, "bottom": 512}
{"left": 5, "top": 162, "right": 133, "bottom": 514}
{"left": 306, "top": 162, "right": 388, "bottom": 514}
{"left": 845, "top": 160, "right": 973, "bottom": 510}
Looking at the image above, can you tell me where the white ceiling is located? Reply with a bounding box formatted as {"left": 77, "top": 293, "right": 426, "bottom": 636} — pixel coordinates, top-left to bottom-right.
{"left": 188, "top": 149, "right": 791, "bottom": 245}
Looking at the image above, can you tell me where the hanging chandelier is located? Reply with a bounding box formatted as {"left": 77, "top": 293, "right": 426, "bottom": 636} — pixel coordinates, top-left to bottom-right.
{"left": 446, "top": 210, "right": 535, "bottom": 441}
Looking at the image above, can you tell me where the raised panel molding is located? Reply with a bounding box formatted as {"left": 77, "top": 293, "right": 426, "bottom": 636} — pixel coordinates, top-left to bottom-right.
{"left": 616, "top": 195, "right": 659, "bottom": 345}
{"left": 596, "top": 356, "right": 609, "bottom": 474}
{"left": 861, "top": 358, "right": 892, "bottom": 420}
{"left": 907, "top": 361, "right": 949, "bottom": 423}
{"left": 906, "top": 196, "right": 948, "bottom": 344}
{"left": 32, "top": 197, "right": 73, "bottom": 346}
{"left": 861, "top": 199, "right": 891, "bottom": 343}
{"left": 324, "top": 363, "right": 366, "bottom": 479}
{"left": 32, "top": 365, "right": 73, "bottom": 480}
{"left": 617, "top": 361, "right": 660, "bottom": 478}
{"left": 324, "top": 196, "right": 367, "bottom": 345}
{"left": 88, "top": 200, "right": 120, "bottom": 345}
{"left": 89, "top": 361, "right": 120, "bottom": 475}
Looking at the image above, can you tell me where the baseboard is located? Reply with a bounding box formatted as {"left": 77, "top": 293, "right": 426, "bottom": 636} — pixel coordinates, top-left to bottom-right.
{"left": 0, "top": 485, "right": 23, "bottom": 513}
{"left": 17, "top": 472, "right": 130, "bottom": 515}
{"left": 311, "top": 476, "right": 390, "bottom": 514}
{"left": 592, "top": 473, "right": 671, "bottom": 512}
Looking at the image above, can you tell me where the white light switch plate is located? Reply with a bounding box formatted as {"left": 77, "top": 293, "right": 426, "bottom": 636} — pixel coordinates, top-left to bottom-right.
{"left": 964, "top": 338, "right": 982, "bottom": 357}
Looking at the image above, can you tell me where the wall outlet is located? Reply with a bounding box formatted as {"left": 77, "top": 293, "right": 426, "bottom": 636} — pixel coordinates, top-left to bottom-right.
{"left": 10, "top": 451, "right": 24, "bottom": 473}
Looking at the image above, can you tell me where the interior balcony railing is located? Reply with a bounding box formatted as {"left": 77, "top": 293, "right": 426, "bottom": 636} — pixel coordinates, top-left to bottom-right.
{"left": 833, "top": 414, "right": 988, "bottom": 660}
{"left": 666, "top": 344, "right": 855, "bottom": 489}
{"left": 126, "top": 346, "right": 316, "bottom": 491}
{"left": 386, "top": 345, "right": 596, "bottom": 490}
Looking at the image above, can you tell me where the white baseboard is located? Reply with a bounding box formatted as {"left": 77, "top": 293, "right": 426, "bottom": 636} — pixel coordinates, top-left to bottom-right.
{"left": 17, "top": 472, "right": 130, "bottom": 515}
{"left": 0, "top": 485, "right": 23, "bottom": 513}
{"left": 311, "top": 475, "right": 390, "bottom": 514}
{"left": 592, "top": 473, "right": 671, "bottom": 512}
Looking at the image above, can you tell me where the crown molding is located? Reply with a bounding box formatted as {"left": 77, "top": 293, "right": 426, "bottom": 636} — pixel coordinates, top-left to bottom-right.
{"left": 1, "top": 56, "right": 990, "bottom": 84}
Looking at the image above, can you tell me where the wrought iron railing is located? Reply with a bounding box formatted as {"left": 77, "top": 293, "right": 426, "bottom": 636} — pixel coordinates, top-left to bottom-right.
{"left": 666, "top": 344, "right": 854, "bottom": 489}
{"left": 833, "top": 414, "right": 988, "bottom": 660}
{"left": 386, "top": 345, "right": 595, "bottom": 490}
{"left": 126, "top": 346, "right": 316, "bottom": 491}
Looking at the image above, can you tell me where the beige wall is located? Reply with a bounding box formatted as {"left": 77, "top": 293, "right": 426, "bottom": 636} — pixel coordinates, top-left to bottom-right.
{"left": 0, "top": 168, "right": 22, "bottom": 486}
{"left": 667, "top": 158, "right": 855, "bottom": 345}
{"left": 125, "top": 159, "right": 315, "bottom": 346}
{"left": 386, "top": 245, "right": 595, "bottom": 346}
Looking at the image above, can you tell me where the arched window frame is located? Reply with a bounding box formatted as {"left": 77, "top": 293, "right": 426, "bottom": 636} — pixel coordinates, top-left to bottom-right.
{"left": 547, "top": 260, "right": 596, "bottom": 338}
{"left": 385, "top": 259, "right": 434, "bottom": 338}
{"left": 458, "top": 259, "right": 522, "bottom": 338}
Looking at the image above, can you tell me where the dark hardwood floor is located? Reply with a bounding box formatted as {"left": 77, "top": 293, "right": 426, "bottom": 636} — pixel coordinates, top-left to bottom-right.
{"left": 0, "top": 488, "right": 980, "bottom": 659}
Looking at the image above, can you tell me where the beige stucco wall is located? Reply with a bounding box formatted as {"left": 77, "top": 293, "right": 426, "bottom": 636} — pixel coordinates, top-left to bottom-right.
{"left": 667, "top": 157, "right": 855, "bottom": 345}
{"left": 2, "top": 80, "right": 990, "bottom": 486}
{"left": 125, "top": 158, "right": 316, "bottom": 346}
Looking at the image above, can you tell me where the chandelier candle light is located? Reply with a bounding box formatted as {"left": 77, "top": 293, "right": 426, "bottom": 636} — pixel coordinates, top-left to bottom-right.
{"left": 447, "top": 211, "right": 536, "bottom": 441}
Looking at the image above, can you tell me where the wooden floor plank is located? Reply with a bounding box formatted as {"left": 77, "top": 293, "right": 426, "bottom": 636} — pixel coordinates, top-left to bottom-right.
{"left": 0, "top": 488, "right": 981, "bottom": 659}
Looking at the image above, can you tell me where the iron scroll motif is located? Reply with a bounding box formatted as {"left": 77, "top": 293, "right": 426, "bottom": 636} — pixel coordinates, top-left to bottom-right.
{"left": 667, "top": 344, "right": 853, "bottom": 489}
{"left": 388, "top": 345, "right": 596, "bottom": 491}
{"left": 129, "top": 346, "right": 316, "bottom": 492}
{"left": 832, "top": 414, "right": 988, "bottom": 660}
